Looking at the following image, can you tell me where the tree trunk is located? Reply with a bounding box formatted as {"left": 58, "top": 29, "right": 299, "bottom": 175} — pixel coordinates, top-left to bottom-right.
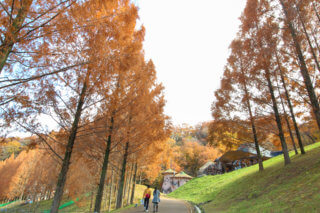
{"left": 276, "top": 55, "right": 306, "bottom": 154}
{"left": 296, "top": 5, "right": 320, "bottom": 72}
{"left": 280, "top": 0, "right": 320, "bottom": 131}
{"left": 89, "top": 191, "right": 94, "bottom": 213}
{"left": 0, "top": 0, "right": 33, "bottom": 73}
{"left": 304, "top": 132, "right": 316, "bottom": 143}
{"left": 130, "top": 163, "right": 138, "bottom": 205}
{"left": 281, "top": 101, "right": 298, "bottom": 155}
{"left": 122, "top": 172, "right": 128, "bottom": 207}
{"left": 108, "top": 169, "right": 114, "bottom": 212}
{"left": 241, "top": 68, "right": 264, "bottom": 171}
{"left": 312, "top": 2, "right": 320, "bottom": 24}
{"left": 50, "top": 74, "right": 89, "bottom": 213}
{"left": 274, "top": 70, "right": 298, "bottom": 155}
{"left": 265, "top": 68, "right": 291, "bottom": 165}
{"left": 126, "top": 164, "right": 134, "bottom": 206}
{"left": 116, "top": 141, "right": 129, "bottom": 209}
{"left": 114, "top": 176, "right": 119, "bottom": 210}
{"left": 103, "top": 183, "right": 107, "bottom": 211}
{"left": 94, "top": 116, "right": 114, "bottom": 213}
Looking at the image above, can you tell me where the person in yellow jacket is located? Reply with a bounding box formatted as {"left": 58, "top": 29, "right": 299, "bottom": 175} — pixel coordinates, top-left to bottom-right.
{"left": 142, "top": 185, "right": 152, "bottom": 212}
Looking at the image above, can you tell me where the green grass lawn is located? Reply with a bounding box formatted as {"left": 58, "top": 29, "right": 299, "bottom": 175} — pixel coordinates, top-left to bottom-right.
{"left": 1, "top": 184, "right": 148, "bottom": 213}
{"left": 169, "top": 142, "right": 320, "bottom": 212}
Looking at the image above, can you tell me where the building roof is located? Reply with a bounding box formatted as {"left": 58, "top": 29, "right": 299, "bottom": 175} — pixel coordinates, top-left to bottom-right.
{"left": 173, "top": 171, "right": 193, "bottom": 179}
{"left": 198, "top": 161, "right": 215, "bottom": 173}
{"left": 219, "top": 150, "right": 255, "bottom": 163}
{"left": 218, "top": 149, "right": 271, "bottom": 163}
{"left": 162, "top": 169, "right": 176, "bottom": 174}
{"left": 238, "top": 143, "right": 272, "bottom": 157}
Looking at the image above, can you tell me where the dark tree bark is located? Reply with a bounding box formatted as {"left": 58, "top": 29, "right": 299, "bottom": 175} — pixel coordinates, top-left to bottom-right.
{"left": 108, "top": 169, "right": 114, "bottom": 212}
{"left": 312, "top": 1, "right": 320, "bottom": 24}
{"left": 126, "top": 164, "right": 134, "bottom": 206}
{"left": 280, "top": 96, "right": 298, "bottom": 154}
{"left": 89, "top": 191, "right": 94, "bottom": 213}
{"left": 116, "top": 141, "right": 129, "bottom": 209}
{"left": 122, "top": 173, "right": 128, "bottom": 206}
{"left": 265, "top": 68, "right": 291, "bottom": 165}
{"left": 304, "top": 132, "right": 316, "bottom": 143}
{"left": 94, "top": 116, "right": 114, "bottom": 213}
{"left": 276, "top": 55, "right": 306, "bottom": 154}
{"left": 241, "top": 67, "right": 264, "bottom": 171}
{"left": 274, "top": 70, "right": 298, "bottom": 154}
{"left": 280, "top": 0, "right": 320, "bottom": 131}
{"left": 114, "top": 173, "right": 119, "bottom": 209}
{"left": 50, "top": 74, "right": 89, "bottom": 213}
{"left": 295, "top": 5, "right": 320, "bottom": 72}
{"left": 130, "top": 163, "right": 138, "bottom": 205}
{"left": 283, "top": 110, "right": 298, "bottom": 155}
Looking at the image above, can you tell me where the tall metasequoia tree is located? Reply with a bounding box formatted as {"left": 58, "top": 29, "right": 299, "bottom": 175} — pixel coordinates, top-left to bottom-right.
{"left": 115, "top": 112, "right": 133, "bottom": 209}
{"left": 279, "top": 0, "right": 320, "bottom": 131}
{"left": 210, "top": 71, "right": 258, "bottom": 152}
{"left": 50, "top": 1, "right": 139, "bottom": 211}
{"left": 275, "top": 53, "right": 305, "bottom": 154}
{"left": 93, "top": 3, "right": 146, "bottom": 211}
{"left": 240, "top": 0, "right": 291, "bottom": 165}
{"left": 258, "top": 28, "right": 290, "bottom": 165}
{"left": 211, "top": 0, "right": 319, "bottom": 165}
{"left": 0, "top": 1, "right": 143, "bottom": 211}
{"left": 93, "top": 104, "right": 116, "bottom": 212}
{"left": 228, "top": 39, "right": 264, "bottom": 171}
{"left": 50, "top": 72, "right": 89, "bottom": 213}
{"left": 274, "top": 69, "right": 298, "bottom": 154}
{"left": 115, "top": 59, "right": 168, "bottom": 208}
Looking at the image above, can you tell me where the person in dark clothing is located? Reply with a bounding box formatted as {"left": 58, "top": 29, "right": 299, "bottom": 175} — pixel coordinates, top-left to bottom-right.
{"left": 142, "top": 185, "right": 152, "bottom": 212}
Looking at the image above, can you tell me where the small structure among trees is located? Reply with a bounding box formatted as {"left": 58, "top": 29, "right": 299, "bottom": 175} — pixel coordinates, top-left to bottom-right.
{"left": 198, "top": 143, "right": 282, "bottom": 176}
{"left": 197, "top": 161, "right": 219, "bottom": 177}
{"left": 161, "top": 169, "right": 192, "bottom": 194}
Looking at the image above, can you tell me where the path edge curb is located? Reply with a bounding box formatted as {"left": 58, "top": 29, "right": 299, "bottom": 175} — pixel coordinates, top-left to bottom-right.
{"left": 185, "top": 201, "right": 205, "bottom": 213}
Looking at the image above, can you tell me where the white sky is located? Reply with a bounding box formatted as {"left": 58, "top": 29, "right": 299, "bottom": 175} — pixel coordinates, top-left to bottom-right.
{"left": 135, "top": 0, "right": 247, "bottom": 126}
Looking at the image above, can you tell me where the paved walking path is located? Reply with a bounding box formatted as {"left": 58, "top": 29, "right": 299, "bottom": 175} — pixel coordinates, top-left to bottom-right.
{"left": 119, "top": 198, "right": 191, "bottom": 213}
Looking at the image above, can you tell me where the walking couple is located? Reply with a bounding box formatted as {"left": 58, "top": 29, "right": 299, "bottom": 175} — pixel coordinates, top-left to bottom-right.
{"left": 142, "top": 185, "right": 160, "bottom": 212}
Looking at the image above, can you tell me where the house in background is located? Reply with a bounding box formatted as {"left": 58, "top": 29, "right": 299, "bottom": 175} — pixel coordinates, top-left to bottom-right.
{"left": 161, "top": 169, "right": 175, "bottom": 194}
{"left": 161, "top": 169, "right": 193, "bottom": 194}
{"left": 197, "top": 159, "right": 224, "bottom": 176}
{"left": 198, "top": 143, "right": 283, "bottom": 176}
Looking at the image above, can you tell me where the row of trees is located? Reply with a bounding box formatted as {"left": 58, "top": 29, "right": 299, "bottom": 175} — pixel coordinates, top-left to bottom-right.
{"left": 0, "top": 0, "right": 169, "bottom": 212}
{"left": 0, "top": 134, "right": 168, "bottom": 211}
{"left": 210, "top": 0, "right": 320, "bottom": 171}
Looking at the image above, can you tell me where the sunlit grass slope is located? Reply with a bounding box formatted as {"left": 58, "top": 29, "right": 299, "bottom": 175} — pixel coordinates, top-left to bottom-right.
{"left": 2, "top": 184, "right": 148, "bottom": 213}
{"left": 169, "top": 142, "right": 320, "bottom": 212}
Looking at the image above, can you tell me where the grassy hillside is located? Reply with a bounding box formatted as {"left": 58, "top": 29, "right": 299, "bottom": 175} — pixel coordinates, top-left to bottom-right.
{"left": 169, "top": 142, "right": 320, "bottom": 212}
{"left": 0, "top": 184, "right": 148, "bottom": 213}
